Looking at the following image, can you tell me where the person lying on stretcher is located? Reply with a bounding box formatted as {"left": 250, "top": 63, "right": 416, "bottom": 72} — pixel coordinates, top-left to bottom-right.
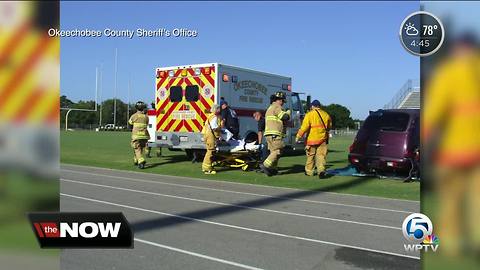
{"left": 217, "top": 130, "right": 260, "bottom": 153}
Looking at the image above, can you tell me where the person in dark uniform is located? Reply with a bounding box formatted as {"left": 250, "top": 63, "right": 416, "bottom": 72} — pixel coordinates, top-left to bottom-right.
{"left": 220, "top": 99, "right": 240, "bottom": 139}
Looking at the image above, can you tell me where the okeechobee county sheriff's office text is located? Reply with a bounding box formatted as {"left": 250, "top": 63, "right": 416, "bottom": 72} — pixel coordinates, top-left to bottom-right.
{"left": 47, "top": 28, "right": 198, "bottom": 38}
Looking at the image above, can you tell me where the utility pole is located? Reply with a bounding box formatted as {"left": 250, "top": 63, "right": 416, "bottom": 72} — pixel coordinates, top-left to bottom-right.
{"left": 95, "top": 67, "right": 98, "bottom": 112}
{"left": 113, "top": 48, "right": 118, "bottom": 127}
{"left": 127, "top": 78, "right": 130, "bottom": 127}
{"left": 99, "top": 63, "right": 103, "bottom": 127}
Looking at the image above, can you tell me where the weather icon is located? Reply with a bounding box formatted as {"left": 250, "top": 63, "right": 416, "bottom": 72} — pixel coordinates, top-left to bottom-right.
{"left": 404, "top": 22, "right": 419, "bottom": 36}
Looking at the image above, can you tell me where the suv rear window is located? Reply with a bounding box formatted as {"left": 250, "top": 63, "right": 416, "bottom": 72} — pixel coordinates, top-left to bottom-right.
{"left": 185, "top": 85, "right": 199, "bottom": 102}
{"left": 170, "top": 86, "right": 183, "bottom": 102}
{"left": 363, "top": 112, "right": 410, "bottom": 132}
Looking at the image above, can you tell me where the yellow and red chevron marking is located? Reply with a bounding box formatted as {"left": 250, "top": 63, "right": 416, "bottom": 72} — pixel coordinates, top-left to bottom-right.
{"left": 155, "top": 66, "right": 215, "bottom": 133}
{"left": 0, "top": 20, "right": 59, "bottom": 126}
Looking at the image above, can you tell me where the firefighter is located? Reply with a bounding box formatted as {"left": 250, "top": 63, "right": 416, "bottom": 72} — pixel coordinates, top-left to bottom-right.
{"left": 259, "top": 92, "right": 291, "bottom": 176}
{"left": 296, "top": 100, "right": 332, "bottom": 178}
{"left": 202, "top": 104, "right": 222, "bottom": 174}
{"left": 424, "top": 33, "right": 480, "bottom": 257}
{"left": 128, "top": 101, "right": 150, "bottom": 169}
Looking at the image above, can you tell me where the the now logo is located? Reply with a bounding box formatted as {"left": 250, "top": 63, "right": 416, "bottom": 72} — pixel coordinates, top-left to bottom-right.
{"left": 28, "top": 212, "right": 133, "bottom": 248}
{"left": 33, "top": 222, "right": 121, "bottom": 238}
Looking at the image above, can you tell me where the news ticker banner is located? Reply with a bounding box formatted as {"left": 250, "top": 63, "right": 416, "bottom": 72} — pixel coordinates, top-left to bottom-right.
{"left": 28, "top": 212, "right": 133, "bottom": 248}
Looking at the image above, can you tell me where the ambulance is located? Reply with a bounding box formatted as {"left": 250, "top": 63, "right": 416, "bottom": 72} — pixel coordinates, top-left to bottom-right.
{"left": 151, "top": 63, "right": 305, "bottom": 156}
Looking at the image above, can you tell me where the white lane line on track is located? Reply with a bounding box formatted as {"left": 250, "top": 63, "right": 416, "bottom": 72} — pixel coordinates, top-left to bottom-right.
{"left": 61, "top": 169, "right": 415, "bottom": 214}
{"left": 62, "top": 164, "right": 419, "bottom": 203}
{"left": 60, "top": 193, "right": 420, "bottom": 260}
{"left": 134, "top": 238, "right": 264, "bottom": 270}
{"left": 61, "top": 178, "right": 401, "bottom": 230}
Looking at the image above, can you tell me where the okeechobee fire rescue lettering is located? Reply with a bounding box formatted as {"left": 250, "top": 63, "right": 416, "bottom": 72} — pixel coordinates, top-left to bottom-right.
{"left": 28, "top": 212, "right": 133, "bottom": 248}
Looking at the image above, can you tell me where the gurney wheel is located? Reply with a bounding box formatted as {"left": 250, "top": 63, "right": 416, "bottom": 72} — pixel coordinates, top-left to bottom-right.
{"left": 242, "top": 165, "right": 249, "bottom": 171}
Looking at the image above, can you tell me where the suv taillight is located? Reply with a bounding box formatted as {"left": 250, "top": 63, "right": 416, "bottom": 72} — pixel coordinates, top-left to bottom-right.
{"left": 405, "top": 148, "right": 416, "bottom": 158}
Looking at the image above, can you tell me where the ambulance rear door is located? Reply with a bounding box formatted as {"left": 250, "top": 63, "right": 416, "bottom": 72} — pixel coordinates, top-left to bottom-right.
{"left": 155, "top": 64, "right": 216, "bottom": 135}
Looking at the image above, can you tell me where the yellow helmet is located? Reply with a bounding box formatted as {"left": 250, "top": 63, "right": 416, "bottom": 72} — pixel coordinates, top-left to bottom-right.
{"left": 273, "top": 91, "right": 286, "bottom": 101}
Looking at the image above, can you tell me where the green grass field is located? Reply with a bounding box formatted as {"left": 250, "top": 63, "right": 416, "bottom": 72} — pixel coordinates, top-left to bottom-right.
{"left": 0, "top": 173, "right": 58, "bottom": 253}
{"left": 60, "top": 131, "right": 419, "bottom": 200}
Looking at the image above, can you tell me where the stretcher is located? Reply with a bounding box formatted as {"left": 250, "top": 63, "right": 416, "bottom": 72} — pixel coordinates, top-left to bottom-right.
{"left": 212, "top": 139, "right": 262, "bottom": 171}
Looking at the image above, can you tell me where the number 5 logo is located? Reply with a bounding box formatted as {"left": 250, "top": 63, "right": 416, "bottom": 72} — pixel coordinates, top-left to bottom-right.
{"left": 402, "top": 213, "right": 433, "bottom": 243}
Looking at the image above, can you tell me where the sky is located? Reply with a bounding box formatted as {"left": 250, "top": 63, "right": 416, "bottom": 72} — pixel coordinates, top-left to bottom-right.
{"left": 60, "top": 1, "right": 420, "bottom": 119}
{"left": 423, "top": 1, "right": 480, "bottom": 36}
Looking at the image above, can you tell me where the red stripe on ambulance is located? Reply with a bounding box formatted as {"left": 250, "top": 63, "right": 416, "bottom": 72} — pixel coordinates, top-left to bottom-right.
{"left": 183, "top": 120, "right": 193, "bottom": 132}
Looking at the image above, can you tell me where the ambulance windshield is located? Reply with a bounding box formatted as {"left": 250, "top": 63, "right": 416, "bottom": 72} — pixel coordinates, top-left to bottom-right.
{"left": 291, "top": 93, "right": 303, "bottom": 113}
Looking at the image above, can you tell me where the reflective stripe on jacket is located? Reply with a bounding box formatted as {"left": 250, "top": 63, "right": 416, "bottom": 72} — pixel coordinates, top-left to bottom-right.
{"left": 264, "top": 103, "right": 288, "bottom": 137}
{"left": 296, "top": 108, "right": 332, "bottom": 145}
{"left": 202, "top": 113, "right": 221, "bottom": 138}
{"left": 129, "top": 112, "right": 150, "bottom": 140}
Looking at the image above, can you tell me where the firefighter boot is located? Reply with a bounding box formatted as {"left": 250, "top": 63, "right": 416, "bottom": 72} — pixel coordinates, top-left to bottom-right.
{"left": 137, "top": 156, "right": 146, "bottom": 169}
{"left": 259, "top": 164, "right": 274, "bottom": 177}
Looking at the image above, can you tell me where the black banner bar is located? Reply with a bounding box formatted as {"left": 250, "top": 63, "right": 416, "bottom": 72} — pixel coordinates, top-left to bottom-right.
{"left": 28, "top": 212, "right": 133, "bottom": 248}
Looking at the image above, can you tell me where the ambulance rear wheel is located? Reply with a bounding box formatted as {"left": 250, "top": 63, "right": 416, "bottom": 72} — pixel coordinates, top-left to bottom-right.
{"left": 185, "top": 149, "right": 194, "bottom": 160}
{"left": 186, "top": 149, "right": 205, "bottom": 163}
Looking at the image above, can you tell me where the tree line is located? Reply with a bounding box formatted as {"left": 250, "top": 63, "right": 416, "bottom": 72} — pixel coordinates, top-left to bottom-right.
{"left": 60, "top": 95, "right": 153, "bottom": 129}
{"left": 61, "top": 95, "right": 357, "bottom": 129}
{"left": 301, "top": 101, "right": 358, "bottom": 129}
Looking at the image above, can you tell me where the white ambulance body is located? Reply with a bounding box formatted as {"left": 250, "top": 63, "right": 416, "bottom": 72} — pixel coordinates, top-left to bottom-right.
{"left": 152, "top": 63, "right": 304, "bottom": 152}
{"left": 146, "top": 109, "right": 156, "bottom": 144}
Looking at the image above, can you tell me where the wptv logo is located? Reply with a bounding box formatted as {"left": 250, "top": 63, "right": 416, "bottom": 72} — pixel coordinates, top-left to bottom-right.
{"left": 402, "top": 213, "right": 439, "bottom": 252}
{"left": 28, "top": 212, "right": 133, "bottom": 248}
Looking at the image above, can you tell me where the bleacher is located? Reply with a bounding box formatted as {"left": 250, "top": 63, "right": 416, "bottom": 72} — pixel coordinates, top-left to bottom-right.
{"left": 383, "top": 79, "right": 420, "bottom": 109}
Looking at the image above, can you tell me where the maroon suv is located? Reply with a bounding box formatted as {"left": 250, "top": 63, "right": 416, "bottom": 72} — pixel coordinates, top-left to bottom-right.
{"left": 348, "top": 109, "right": 420, "bottom": 175}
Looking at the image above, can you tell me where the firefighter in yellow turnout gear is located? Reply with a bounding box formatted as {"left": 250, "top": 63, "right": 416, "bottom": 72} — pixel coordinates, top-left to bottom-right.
{"left": 296, "top": 100, "right": 332, "bottom": 178}
{"left": 128, "top": 101, "right": 150, "bottom": 169}
{"left": 202, "top": 105, "right": 222, "bottom": 174}
{"left": 260, "top": 92, "right": 291, "bottom": 176}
